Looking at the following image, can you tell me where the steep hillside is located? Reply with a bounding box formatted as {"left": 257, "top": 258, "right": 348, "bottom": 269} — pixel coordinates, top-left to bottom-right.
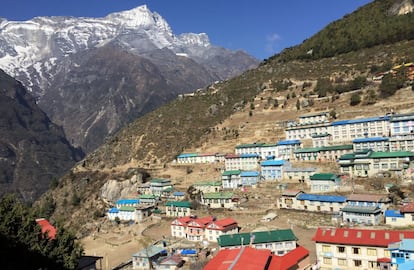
{"left": 0, "top": 70, "right": 83, "bottom": 202}
{"left": 273, "top": 0, "right": 414, "bottom": 62}
{"left": 38, "top": 0, "right": 414, "bottom": 231}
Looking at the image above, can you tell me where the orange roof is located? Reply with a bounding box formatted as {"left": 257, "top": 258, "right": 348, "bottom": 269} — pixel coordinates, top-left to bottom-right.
{"left": 203, "top": 247, "right": 271, "bottom": 270}
{"left": 268, "top": 246, "right": 309, "bottom": 270}
{"left": 207, "top": 218, "right": 238, "bottom": 231}
{"left": 36, "top": 218, "right": 56, "bottom": 239}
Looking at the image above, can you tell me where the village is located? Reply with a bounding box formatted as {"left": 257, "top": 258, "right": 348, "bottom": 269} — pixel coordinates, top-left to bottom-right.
{"left": 66, "top": 109, "right": 414, "bottom": 270}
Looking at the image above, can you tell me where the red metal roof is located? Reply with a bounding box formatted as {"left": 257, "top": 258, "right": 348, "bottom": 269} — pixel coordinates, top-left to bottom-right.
{"left": 400, "top": 203, "right": 414, "bottom": 213}
{"left": 268, "top": 246, "right": 309, "bottom": 270}
{"left": 203, "top": 247, "right": 271, "bottom": 270}
{"left": 377, "top": 257, "right": 391, "bottom": 263}
{"left": 187, "top": 216, "right": 215, "bottom": 228}
{"left": 207, "top": 218, "right": 238, "bottom": 231}
{"left": 312, "top": 227, "right": 414, "bottom": 247}
{"left": 36, "top": 218, "right": 56, "bottom": 239}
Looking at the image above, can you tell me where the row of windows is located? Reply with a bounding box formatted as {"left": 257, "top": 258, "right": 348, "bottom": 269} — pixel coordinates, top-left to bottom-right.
{"left": 322, "top": 245, "right": 379, "bottom": 256}
{"left": 323, "top": 257, "right": 379, "bottom": 268}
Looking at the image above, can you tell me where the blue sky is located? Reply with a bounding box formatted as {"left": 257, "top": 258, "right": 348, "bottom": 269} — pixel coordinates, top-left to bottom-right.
{"left": 2, "top": 0, "right": 372, "bottom": 60}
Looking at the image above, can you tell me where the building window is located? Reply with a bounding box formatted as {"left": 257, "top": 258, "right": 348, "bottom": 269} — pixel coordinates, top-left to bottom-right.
{"left": 353, "top": 247, "right": 361, "bottom": 254}
{"left": 337, "top": 246, "right": 345, "bottom": 253}
{"left": 338, "top": 258, "right": 347, "bottom": 266}
{"left": 354, "top": 260, "right": 362, "bottom": 267}
{"left": 367, "top": 248, "right": 377, "bottom": 256}
{"left": 368, "top": 261, "right": 379, "bottom": 269}
{"left": 322, "top": 245, "right": 331, "bottom": 252}
{"left": 323, "top": 257, "right": 332, "bottom": 265}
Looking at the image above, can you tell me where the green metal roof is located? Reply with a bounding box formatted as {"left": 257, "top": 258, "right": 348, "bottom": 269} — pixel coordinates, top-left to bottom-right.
{"left": 165, "top": 201, "right": 191, "bottom": 208}
{"left": 235, "top": 143, "right": 265, "bottom": 149}
{"left": 341, "top": 205, "right": 381, "bottom": 214}
{"left": 222, "top": 170, "right": 242, "bottom": 176}
{"left": 294, "top": 147, "right": 321, "bottom": 153}
{"left": 369, "top": 151, "right": 414, "bottom": 159}
{"left": 339, "top": 153, "right": 355, "bottom": 160}
{"left": 150, "top": 178, "right": 171, "bottom": 183}
{"left": 203, "top": 192, "right": 233, "bottom": 199}
{"left": 218, "top": 229, "right": 297, "bottom": 247}
{"left": 320, "top": 144, "right": 353, "bottom": 151}
{"left": 139, "top": 194, "right": 157, "bottom": 199}
{"left": 310, "top": 173, "right": 338, "bottom": 181}
{"left": 193, "top": 181, "right": 222, "bottom": 186}
{"left": 119, "top": 206, "right": 135, "bottom": 212}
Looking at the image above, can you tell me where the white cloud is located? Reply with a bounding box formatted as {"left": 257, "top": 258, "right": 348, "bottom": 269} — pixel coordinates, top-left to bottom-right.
{"left": 265, "top": 33, "right": 281, "bottom": 55}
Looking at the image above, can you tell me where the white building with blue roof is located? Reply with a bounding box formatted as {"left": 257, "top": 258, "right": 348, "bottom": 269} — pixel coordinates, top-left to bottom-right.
{"left": 260, "top": 159, "right": 285, "bottom": 181}
{"left": 115, "top": 199, "right": 140, "bottom": 208}
{"left": 240, "top": 171, "right": 260, "bottom": 186}
{"left": 389, "top": 239, "right": 414, "bottom": 270}
{"left": 278, "top": 192, "right": 346, "bottom": 213}
{"left": 353, "top": 137, "right": 389, "bottom": 152}
{"left": 390, "top": 112, "right": 414, "bottom": 136}
{"left": 329, "top": 115, "right": 390, "bottom": 142}
{"left": 276, "top": 139, "right": 302, "bottom": 160}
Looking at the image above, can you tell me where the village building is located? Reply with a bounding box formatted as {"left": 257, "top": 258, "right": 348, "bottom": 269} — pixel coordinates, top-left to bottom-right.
{"left": 150, "top": 178, "right": 173, "bottom": 196}
{"left": 132, "top": 245, "right": 167, "bottom": 270}
{"left": 107, "top": 205, "right": 153, "bottom": 222}
{"left": 312, "top": 227, "right": 414, "bottom": 270}
{"left": 240, "top": 171, "right": 260, "bottom": 187}
{"left": 329, "top": 115, "right": 390, "bottom": 142}
{"left": 224, "top": 153, "right": 260, "bottom": 171}
{"left": 205, "top": 218, "right": 239, "bottom": 242}
{"left": 217, "top": 229, "right": 298, "bottom": 255}
{"left": 293, "top": 144, "right": 353, "bottom": 162}
{"left": 309, "top": 173, "right": 341, "bottom": 193}
{"left": 276, "top": 139, "right": 302, "bottom": 160}
{"left": 221, "top": 170, "right": 241, "bottom": 189}
{"left": 385, "top": 203, "right": 414, "bottom": 227}
{"left": 389, "top": 112, "right": 414, "bottom": 136}
{"left": 285, "top": 112, "right": 330, "bottom": 140}
{"left": 389, "top": 239, "right": 414, "bottom": 270}
{"left": 165, "top": 201, "right": 192, "bottom": 217}
{"left": 115, "top": 199, "right": 140, "bottom": 208}
{"left": 338, "top": 149, "right": 414, "bottom": 178}
{"left": 353, "top": 137, "right": 390, "bottom": 152}
{"left": 389, "top": 134, "right": 414, "bottom": 152}
{"left": 311, "top": 133, "right": 332, "bottom": 147}
{"left": 341, "top": 193, "right": 391, "bottom": 226}
{"left": 260, "top": 143, "right": 278, "bottom": 159}
{"left": 200, "top": 192, "right": 238, "bottom": 209}
{"left": 137, "top": 183, "right": 151, "bottom": 195}
{"left": 139, "top": 194, "right": 158, "bottom": 205}
{"left": 260, "top": 159, "right": 285, "bottom": 181}
{"left": 192, "top": 181, "right": 222, "bottom": 194}
{"left": 36, "top": 218, "right": 57, "bottom": 239}
{"left": 170, "top": 216, "right": 238, "bottom": 242}
{"left": 157, "top": 254, "right": 185, "bottom": 270}
{"left": 175, "top": 153, "right": 197, "bottom": 164}
{"left": 296, "top": 193, "right": 347, "bottom": 213}
{"left": 277, "top": 190, "right": 304, "bottom": 209}
{"left": 203, "top": 246, "right": 310, "bottom": 270}
{"left": 283, "top": 166, "right": 317, "bottom": 181}
{"left": 235, "top": 142, "right": 264, "bottom": 155}
{"left": 170, "top": 191, "right": 185, "bottom": 201}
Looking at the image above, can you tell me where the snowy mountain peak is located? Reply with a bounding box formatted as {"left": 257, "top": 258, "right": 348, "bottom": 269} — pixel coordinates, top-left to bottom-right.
{"left": 105, "top": 5, "right": 172, "bottom": 33}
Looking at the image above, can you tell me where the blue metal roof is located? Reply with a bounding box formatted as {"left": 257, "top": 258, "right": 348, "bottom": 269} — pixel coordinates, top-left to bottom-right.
{"left": 177, "top": 153, "right": 198, "bottom": 158}
{"left": 260, "top": 159, "right": 285, "bottom": 166}
{"left": 116, "top": 199, "right": 139, "bottom": 205}
{"left": 353, "top": 137, "right": 389, "bottom": 143}
{"left": 277, "top": 139, "right": 301, "bottom": 145}
{"left": 331, "top": 116, "right": 390, "bottom": 126}
{"left": 384, "top": 209, "right": 404, "bottom": 218}
{"left": 108, "top": 207, "right": 119, "bottom": 213}
{"left": 297, "top": 193, "right": 347, "bottom": 203}
{"left": 173, "top": 191, "right": 185, "bottom": 196}
{"left": 240, "top": 171, "right": 260, "bottom": 177}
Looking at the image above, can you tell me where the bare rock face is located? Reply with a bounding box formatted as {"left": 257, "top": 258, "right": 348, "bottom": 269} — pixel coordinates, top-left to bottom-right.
{"left": 100, "top": 173, "right": 144, "bottom": 203}
{"left": 388, "top": 0, "right": 414, "bottom": 15}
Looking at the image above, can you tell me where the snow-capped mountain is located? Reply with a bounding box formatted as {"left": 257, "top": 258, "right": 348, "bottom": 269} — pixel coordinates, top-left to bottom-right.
{"left": 0, "top": 5, "right": 258, "bottom": 153}
{"left": 0, "top": 5, "right": 254, "bottom": 96}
